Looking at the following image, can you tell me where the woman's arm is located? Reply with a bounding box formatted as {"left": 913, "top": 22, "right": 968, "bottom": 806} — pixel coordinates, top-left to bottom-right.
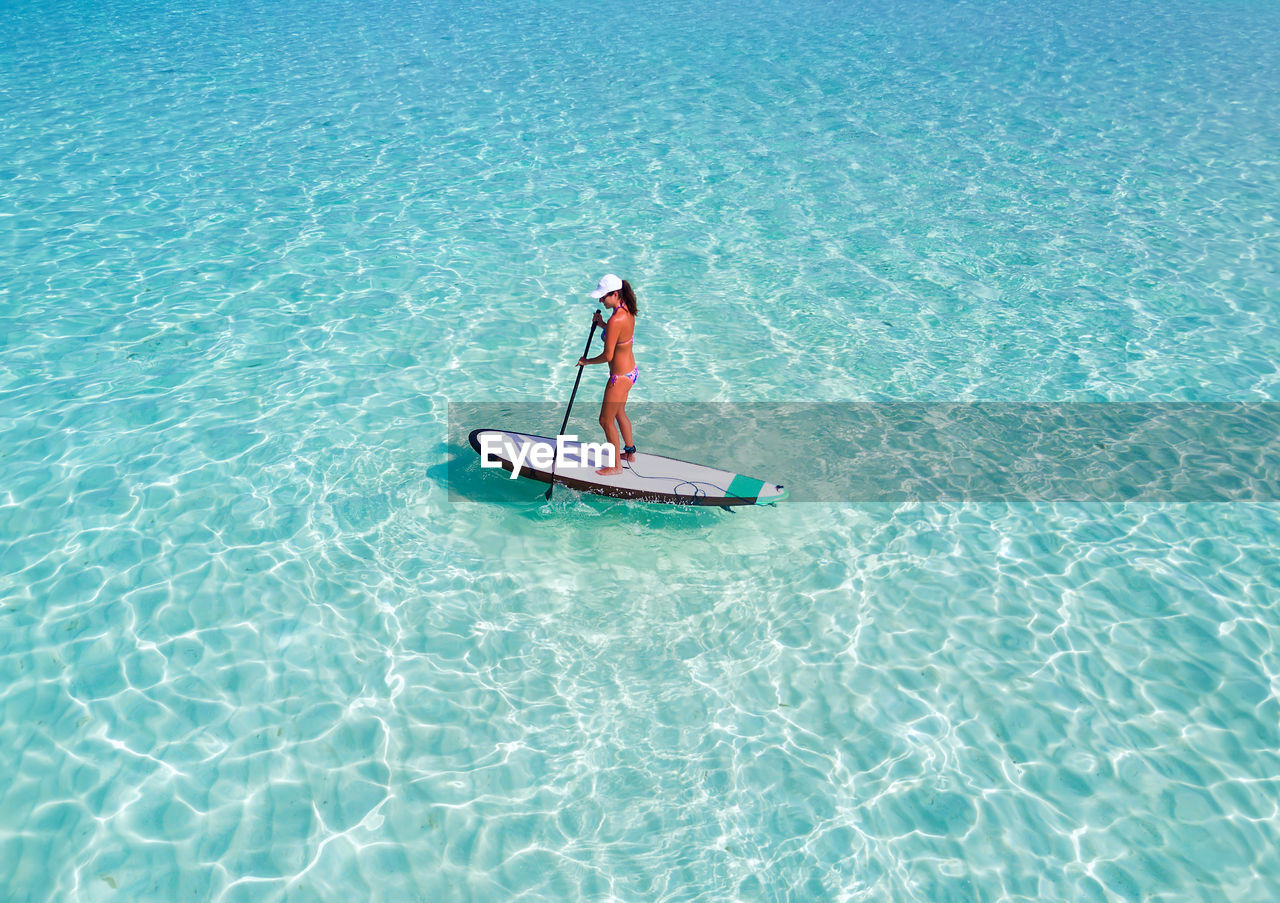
{"left": 578, "top": 317, "right": 617, "bottom": 366}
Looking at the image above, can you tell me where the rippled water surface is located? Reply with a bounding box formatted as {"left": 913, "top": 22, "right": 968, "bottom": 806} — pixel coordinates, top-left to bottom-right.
{"left": 3, "top": 0, "right": 1280, "bottom": 900}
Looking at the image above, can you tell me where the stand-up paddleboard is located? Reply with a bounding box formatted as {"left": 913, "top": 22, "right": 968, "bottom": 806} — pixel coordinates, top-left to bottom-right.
{"left": 469, "top": 429, "right": 787, "bottom": 506}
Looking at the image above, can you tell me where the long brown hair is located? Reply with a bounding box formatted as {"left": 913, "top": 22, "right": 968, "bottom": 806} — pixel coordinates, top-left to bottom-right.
{"left": 619, "top": 279, "right": 638, "bottom": 317}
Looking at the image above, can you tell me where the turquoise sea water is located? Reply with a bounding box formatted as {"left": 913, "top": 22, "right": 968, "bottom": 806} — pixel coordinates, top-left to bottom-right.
{"left": 3, "top": 0, "right": 1280, "bottom": 899}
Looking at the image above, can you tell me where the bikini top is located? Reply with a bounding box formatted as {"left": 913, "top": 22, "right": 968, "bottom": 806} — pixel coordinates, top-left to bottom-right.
{"left": 610, "top": 309, "right": 634, "bottom": 346}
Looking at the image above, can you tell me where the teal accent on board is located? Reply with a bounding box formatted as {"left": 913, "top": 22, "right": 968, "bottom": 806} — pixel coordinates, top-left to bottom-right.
{"left": 3, "top": 0, "right": 1280, "bottom": 900}
{"left": 726, "top": 473, "right": 767, "bottom": 500}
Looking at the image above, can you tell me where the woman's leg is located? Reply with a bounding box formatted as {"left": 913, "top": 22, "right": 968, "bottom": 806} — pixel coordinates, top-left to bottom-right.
{"left": 597, "top": 380, "right": 631, "bottom": 475}
{"left": 617, "top": 404, "right": 634, "bottom": 461}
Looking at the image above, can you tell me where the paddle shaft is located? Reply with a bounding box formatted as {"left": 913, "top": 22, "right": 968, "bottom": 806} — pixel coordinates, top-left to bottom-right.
{"left": 546, "top": 318, "right": 600, "bottom": 500}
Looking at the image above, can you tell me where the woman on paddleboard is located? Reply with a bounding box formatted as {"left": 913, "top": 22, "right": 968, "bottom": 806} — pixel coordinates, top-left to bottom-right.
{"left": 577, "top": 273, "right": 637, "bottom": 476}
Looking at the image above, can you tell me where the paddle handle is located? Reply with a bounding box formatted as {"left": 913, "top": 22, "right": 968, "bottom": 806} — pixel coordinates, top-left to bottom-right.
{"left": 546, "top": 318, "right": 600, "bottom": 500}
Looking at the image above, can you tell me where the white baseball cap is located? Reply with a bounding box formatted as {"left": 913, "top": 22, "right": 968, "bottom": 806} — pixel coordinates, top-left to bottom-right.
{"left": 588, "top": 273, "right": 622, "bottom": 299}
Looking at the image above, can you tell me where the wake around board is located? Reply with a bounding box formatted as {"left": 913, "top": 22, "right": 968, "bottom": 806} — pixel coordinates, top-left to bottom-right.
{"left": 468, "top": 429, "right": 787, "bottom": 506}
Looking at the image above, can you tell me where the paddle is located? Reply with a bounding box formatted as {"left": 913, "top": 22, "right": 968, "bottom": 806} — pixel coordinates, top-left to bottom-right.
{"left": 546, "top": 315, "right": 601, "bottom": 500}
